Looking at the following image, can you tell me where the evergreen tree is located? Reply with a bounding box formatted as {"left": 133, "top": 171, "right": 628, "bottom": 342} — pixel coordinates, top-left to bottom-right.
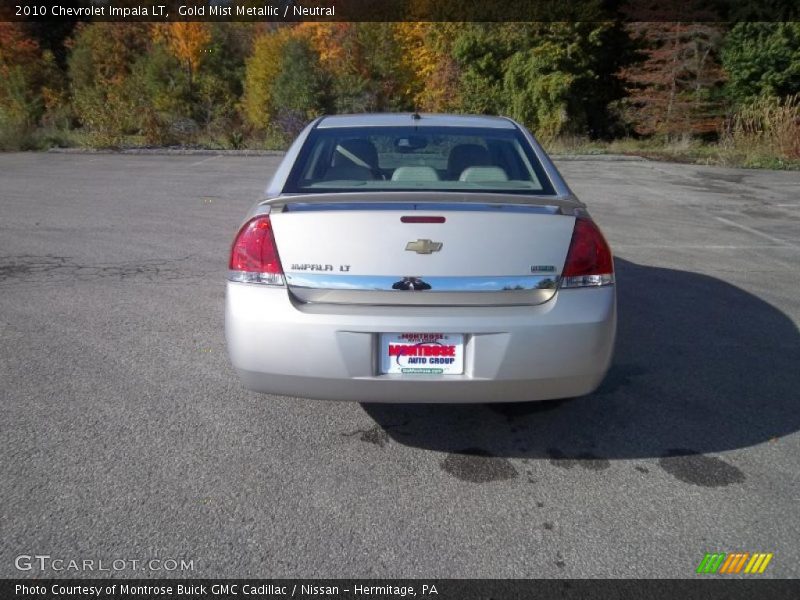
{"left": 722, "top": 23, "right": 800, "bottom": 102}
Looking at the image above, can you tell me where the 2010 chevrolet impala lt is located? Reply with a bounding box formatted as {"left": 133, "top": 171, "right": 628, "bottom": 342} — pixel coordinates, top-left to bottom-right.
{"left": 225, "top": 114, "right": 615, "bottom": 402}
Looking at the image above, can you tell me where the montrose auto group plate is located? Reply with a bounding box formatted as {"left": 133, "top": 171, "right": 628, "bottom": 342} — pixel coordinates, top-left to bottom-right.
{"left": 379, "top": 333, "right": 465, "bottom": 375}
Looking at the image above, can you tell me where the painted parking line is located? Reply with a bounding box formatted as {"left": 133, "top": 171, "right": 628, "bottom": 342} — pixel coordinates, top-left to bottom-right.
{"left": 713, "top": 215, "right": 798, "bottom": 249}
{"left": 189, "top": 155, "right": 221, "bottom": 167}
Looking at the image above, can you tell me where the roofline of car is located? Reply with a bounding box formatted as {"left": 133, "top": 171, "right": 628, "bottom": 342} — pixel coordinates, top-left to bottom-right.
{"left": 315, "top": 113, "right": 517, "bottom": 129}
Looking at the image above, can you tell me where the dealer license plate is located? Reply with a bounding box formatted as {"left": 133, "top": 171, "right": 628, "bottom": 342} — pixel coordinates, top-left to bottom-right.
{"left": 379, "top": 333, "right": 464, "bottom": 375}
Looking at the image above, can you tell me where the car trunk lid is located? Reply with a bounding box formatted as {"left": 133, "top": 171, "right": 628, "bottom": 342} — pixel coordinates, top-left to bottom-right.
{"left": 269, "top": 200, "right": 576, "bottom": 306}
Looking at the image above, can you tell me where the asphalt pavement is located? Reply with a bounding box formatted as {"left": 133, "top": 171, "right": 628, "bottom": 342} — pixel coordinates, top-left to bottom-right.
{"left": 1, "top": 152, "right": 798, "bottom": 578}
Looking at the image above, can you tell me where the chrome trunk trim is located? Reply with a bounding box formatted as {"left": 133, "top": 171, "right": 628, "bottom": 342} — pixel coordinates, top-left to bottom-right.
{"left": 286, "top": 273, "right": 558, "bottom": 291}
{"left": 286, "top": 273, "right": 560, "bottom": 306}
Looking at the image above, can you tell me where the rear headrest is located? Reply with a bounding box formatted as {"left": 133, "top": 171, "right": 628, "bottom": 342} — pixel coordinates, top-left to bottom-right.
{"left": 459, "top": 166, "right": 509, "bottom": 182}
{"left": 391, "top": 166, "right": 440, "bottom": 182}
{"left": 447, "top": 143, "right": 491, "bottom": 179}
{"left": 332, "top": 139, "right": 379, "bottom": 169}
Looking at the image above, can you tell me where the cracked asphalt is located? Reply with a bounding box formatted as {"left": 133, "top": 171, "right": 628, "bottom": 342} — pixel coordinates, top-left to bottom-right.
{"left": 1, "top": 152, "right": 799, "bottom": 578}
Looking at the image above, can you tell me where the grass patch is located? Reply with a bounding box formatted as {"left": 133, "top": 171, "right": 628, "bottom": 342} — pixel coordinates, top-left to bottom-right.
{"left": 545, "top": 135, "right": 800, "bottom": 170}
{"left": 547, "top": 95, "right": 800, "bottom": 170}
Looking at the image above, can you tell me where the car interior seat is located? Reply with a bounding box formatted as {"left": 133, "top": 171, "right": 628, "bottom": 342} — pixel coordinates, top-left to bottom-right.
{"left": 326, "top": 139, "right": 382, "bottom": 180}
{"left": 459, "top": 166, "right": 509, "bottom": 182}
{"left": 446, "top": 144, "right": 492, "bottom": 180}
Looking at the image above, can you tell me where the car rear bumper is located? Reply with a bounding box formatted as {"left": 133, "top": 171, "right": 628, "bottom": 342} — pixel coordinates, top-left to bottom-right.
{"left": 225, "top": 283, "right": 616, "bottom": 403}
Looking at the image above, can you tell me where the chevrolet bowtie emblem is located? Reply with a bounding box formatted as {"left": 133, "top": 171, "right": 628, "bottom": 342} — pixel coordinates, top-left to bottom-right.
{"left": 405, "top": 239, "right": 443, "bottom": 254}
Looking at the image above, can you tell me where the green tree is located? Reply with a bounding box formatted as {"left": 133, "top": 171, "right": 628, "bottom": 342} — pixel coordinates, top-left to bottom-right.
{"left": 194, "top": 24, "right": 252, "bottom": 143}
{"left": 504, "top": 47, "right": 574, "bottom": 140}
{"left": 722, "top": 23, "right": 800, "bottom": 102}
{"left": 242, "top": 27, "right": 293, "bottom": 131}
{"left": 110, "top": 23, "right": 252, "bottom": 146}
{"left": 128, "top": 43, "right": 191, "bottom": 144}
{"left": 67, "top": 23, "right": 149, "bottom": 146}
{"left": 452, "top": 23, "right": 632, "bottom": 139}
{"left": 353, "top": 24, "right": 415, "bottom": 112}
{"left": 0, "top": 22, "right": 61, "bottom": 146}
{"left": 451, "top": 23, "right": 518, "bottom": 115}
{"left": 301, "top": 23, "right": 415, "bottom": 113}
{"left": 270, "top": 37, "right": 330, "bottom": 137}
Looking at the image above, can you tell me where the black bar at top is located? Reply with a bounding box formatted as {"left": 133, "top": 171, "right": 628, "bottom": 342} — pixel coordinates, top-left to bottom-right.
{"left": 2, "top": 0, "right": 799, "bottom": 23}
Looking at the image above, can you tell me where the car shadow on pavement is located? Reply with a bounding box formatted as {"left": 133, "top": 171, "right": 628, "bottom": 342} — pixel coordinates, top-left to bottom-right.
{"left": 361, "top": 257, "right": 800, "bottom": 461}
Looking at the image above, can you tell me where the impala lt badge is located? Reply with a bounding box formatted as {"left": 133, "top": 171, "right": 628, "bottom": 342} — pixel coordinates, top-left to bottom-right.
{"left": 406, "top": 239, "right": 443, "bottom": 254}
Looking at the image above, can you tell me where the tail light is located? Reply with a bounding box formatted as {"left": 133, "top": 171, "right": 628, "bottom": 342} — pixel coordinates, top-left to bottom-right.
{"left": 560, "top": 217, "right": 614, "bottom": 288}
{"left": 228, "top": 215, "right": 285, "bottom": 285}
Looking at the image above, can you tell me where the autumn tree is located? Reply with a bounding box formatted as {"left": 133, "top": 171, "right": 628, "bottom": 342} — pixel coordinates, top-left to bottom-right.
{"left": 395, "top": 23, "right": 461, "bottom": 112}
{"left": 152, "top": 23, "right": 212, "bottom": 91}
{"left": 299, "top": 23, "right": 414, "bottom": 113}
{"left": 0, "top": 22, "right": 57, "bottom": 140}
{"left": 620, "top": 23, "right": 727, "bottom": 137}
{"left": 68, "top": 23, "right": 150, "bottom": 146}
{"left": 298, "top": 23, "right": 353, "bottom": 75}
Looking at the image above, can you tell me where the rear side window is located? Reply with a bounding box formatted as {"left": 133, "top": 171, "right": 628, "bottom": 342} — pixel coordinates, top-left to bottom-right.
{"left": 284, "top": 126, "right": 555, "bottom": 195}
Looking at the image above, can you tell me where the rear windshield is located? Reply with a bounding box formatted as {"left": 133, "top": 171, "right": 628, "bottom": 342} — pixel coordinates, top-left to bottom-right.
{"left": 283, "top": 126, "right": 555, "bottom": 195}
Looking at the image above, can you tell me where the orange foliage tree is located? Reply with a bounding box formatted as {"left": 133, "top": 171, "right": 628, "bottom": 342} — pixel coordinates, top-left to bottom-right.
{"left": 298, "top": 23, "right": 414, "bottom": 113}
{"left": 67, "top": 23, "right": 150, "bottom": 145}
{"left": 153, "top": 23, "right": 212, "bottom": 88}
{"left": 395, "top": 23, "right": 461, "bottom": 112}
{"left": 297, "top": 23, "right": 355, "bottom": 77}
{"left": 0, "top": 22, "right": 60, "bottom": 141}
{"left": 620, "top": 22, "right": 727, "bottom": 137}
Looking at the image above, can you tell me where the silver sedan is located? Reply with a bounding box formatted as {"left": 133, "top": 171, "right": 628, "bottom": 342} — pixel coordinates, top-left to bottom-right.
{"left": 225, "top": 114, "right": 615, "bottom": 402}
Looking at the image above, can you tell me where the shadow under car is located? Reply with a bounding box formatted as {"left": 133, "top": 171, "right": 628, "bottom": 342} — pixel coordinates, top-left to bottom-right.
{"left": 360, "top": 257, "right": 800, "bottom": 461}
